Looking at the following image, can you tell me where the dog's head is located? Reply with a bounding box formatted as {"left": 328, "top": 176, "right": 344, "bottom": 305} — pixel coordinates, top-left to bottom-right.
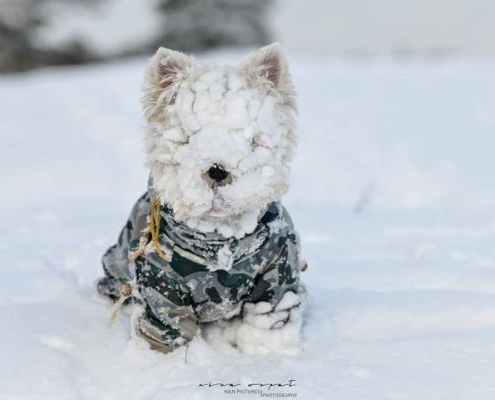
{"left": 142, "top": 44, "right": 297, "bottom": 238}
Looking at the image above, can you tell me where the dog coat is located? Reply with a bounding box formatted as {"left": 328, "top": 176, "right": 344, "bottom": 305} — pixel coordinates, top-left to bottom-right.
{"left": 97, "top": 177, "right": 305, "bottom": 350}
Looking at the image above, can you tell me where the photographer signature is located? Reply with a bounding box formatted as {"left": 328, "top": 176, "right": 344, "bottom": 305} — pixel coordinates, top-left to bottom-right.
{"left": 199, "top": 379, "right": 297, "bottom": 391}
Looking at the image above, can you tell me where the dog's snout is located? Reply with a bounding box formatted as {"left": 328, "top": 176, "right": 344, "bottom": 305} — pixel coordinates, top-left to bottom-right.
{"left": 207, "top": 164, "right": 229, "bottom": 182}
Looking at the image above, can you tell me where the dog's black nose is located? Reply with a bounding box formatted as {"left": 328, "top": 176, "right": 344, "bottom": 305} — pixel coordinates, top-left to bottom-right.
{"left": 207, "top": 164, "right": 229, "bottom": 183}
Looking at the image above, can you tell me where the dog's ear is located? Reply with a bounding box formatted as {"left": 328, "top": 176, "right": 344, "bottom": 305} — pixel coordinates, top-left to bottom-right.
{"left": 142, "top": 47, "right": 193, "bottom": 121}
{"left": 240, "top": 43, "right": 296, "bottom": 108}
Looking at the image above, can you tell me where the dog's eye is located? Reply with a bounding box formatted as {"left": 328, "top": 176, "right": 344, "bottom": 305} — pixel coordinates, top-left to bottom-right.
{"left": 251, "top": 137, "right": 261, "bottom": 150}
{"left": 252, "top": 134, "right": 271, "bottom": 149}
{"left": 162, "top": 127, "right": 189, "bottom": 144}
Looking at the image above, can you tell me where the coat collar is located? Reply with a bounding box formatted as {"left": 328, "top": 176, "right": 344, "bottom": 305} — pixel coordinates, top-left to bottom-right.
{"left": 147, "top": 174, "right": 281, "bottom": 269}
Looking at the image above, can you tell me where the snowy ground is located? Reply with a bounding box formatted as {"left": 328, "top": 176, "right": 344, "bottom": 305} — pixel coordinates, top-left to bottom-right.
{"left": 1, "top": 53, "right": 495, "bottom": 399}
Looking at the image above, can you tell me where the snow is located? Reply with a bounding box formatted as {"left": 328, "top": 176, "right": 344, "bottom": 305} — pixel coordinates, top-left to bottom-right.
{"left": 214, "top": 244, "right": 233, "bottom": 271}
{"left": 1, "top": 53, "right": 495, "bottom": 399}
{"left": 271, "top": 0, "right": 495, "bottom": 56}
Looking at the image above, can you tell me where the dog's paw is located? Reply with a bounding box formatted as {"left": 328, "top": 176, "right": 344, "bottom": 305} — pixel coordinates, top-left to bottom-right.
{"left": 223, "top": 293, "right": 305, "bottom": 355}
{"left": 227, "top": 314, "right": 303, "bottom": 355}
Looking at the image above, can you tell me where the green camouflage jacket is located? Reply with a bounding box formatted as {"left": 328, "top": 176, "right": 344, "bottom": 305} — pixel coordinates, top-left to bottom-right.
{"left": 97, "top": 179, "right": 305, "bottom": 351}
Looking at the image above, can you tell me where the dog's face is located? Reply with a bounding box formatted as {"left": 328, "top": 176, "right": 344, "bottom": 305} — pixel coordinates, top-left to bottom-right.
{"left": 142, "top": 44, "right": 297, "bottom": 238}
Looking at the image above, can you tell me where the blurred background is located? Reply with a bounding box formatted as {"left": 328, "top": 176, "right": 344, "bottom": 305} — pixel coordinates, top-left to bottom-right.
{"left": 2, "top": 0, "right": 495, "bottom": 72}
{"left": 2, "top": 2, "right": 495, "bottom": 399}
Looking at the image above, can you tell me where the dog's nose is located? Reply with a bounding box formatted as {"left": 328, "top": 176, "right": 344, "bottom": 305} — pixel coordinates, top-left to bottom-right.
{"left": 207, "top": 164, "right": 230, "bottom": 183}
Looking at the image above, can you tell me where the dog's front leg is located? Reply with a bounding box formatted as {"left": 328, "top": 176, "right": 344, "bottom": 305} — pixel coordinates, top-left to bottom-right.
{"left": 132, "top": 256, "right": 199, "bottom": 353}
{"left": 223, "top": 248, "right": 307, "bottom": 355}
{"left": 228, "top": 286, "right": 307, "bottom": 355}
{"left": 226, "top": 221, "right": 307, "bottom": 355}
{"left": 133, "top": 306, "right": 199, "bottom": 353}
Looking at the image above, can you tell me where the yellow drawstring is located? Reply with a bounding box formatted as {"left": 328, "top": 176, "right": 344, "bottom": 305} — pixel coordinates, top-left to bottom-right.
{"left": 149, "top": 197, "right": 172, "bottom": 262}
{"left": 128, "top": 229, "right": 149, "bottom": 263}
{"left": 108, "top": 282, "right": 133, "bottom": 327}
{"left": 128, "top": 197, "right": 171, "bottom": 263}
{"left": 111, "top": 197, "right": 171, "bottom": 327}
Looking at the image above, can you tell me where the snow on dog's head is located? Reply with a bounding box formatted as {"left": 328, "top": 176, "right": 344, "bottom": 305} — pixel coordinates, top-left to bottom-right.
{"left": 142, "top": 44, "right": 297, "bottom": 238}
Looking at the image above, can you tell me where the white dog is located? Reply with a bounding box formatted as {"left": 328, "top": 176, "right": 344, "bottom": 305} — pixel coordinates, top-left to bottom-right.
{"left": 97, "top": 43, "right": 306, "bottom": 354}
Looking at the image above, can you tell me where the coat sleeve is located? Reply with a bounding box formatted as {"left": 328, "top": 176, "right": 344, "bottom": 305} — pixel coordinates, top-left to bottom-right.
{"left": 242, "top": 205, "right": 307, "bottom": 329}
{"left": 97, "top": 192, "right": 151, "bottom": 299}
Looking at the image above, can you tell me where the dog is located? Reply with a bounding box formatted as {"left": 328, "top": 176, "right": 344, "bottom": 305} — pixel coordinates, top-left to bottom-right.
{"left": 97, "top": 43, "right": 306, "bottom": 354}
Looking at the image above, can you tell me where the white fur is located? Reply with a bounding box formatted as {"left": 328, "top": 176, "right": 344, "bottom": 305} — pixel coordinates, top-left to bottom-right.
{"left": 142, "top": 44, "right": 297, "bottom": 238}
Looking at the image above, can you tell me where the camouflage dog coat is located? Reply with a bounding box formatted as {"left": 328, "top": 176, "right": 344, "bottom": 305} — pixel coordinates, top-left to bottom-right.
{"left": 97, "top": 180, "right": 305, "bottom": 352}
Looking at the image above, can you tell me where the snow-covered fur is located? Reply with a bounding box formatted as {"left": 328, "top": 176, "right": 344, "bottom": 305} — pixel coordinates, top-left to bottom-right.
{"left": 219, "top": 290, "right": 307, "bottom": 355}
{"left": 142, "top": 43, "right": 297, "bottom": 238}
